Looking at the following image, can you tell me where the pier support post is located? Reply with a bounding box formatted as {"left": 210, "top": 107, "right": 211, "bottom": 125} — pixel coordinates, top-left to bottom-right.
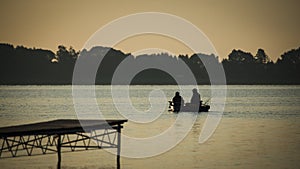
{"left": 117, "top": 124, "right": 121, "bottom": 169}
{"left": 57, "top": 135, "right": 61, "bottom": 169}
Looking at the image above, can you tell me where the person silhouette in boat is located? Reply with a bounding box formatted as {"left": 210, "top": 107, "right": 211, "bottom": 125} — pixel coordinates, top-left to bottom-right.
{"left": 172, "top": 92, "right": 184, "bottom": 112}
{"left": 191, "top": 88, "right": 201, "bottom": 109}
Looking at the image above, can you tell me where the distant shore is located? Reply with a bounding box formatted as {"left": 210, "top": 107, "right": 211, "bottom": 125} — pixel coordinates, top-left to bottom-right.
{"left": 1, "top": 43, "right": 299, "bottom": 85}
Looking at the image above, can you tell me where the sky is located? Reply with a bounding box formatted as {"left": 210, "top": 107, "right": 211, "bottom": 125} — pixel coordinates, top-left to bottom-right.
{"left": 0, "top": 0, "right": 299, "bottom": 61}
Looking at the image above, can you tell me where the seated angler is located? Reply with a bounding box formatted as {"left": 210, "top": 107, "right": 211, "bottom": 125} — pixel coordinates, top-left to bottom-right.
{"left": 172, "top": 92, "right": 184, "bottom": 112}
{"left": 190, "top": 88, "right": 202, "bottom": 110}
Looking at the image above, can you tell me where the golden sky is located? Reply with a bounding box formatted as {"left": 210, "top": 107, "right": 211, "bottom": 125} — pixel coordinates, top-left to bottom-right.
{"left": 0, "top": 0, "right": 299, "bottom": 60}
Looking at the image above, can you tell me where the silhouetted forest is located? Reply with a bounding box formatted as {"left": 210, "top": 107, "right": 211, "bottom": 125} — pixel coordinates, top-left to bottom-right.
{"left": 0, "top": 43, "right": 299, "bottom": 85}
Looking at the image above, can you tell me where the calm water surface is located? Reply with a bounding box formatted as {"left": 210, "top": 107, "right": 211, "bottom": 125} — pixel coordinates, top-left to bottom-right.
{"left": 0, "top": 85, "right": 299, "bottom": 169}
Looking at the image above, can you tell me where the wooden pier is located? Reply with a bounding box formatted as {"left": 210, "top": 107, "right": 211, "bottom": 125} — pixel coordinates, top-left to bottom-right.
{"left": 0, "top": 119, "right": 127, "bottom": 169}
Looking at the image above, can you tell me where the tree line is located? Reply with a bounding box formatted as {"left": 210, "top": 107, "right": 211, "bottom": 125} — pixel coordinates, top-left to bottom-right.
{"left": 0, "top": 43, "right": 299, "bottom": 85}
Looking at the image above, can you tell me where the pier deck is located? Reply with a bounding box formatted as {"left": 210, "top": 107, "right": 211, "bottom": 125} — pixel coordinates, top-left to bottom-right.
{"left": 0, "top": 119, "right": 127, "bottom": 169}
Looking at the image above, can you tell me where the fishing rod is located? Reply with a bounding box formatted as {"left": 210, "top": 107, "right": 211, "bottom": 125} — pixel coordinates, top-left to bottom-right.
{"left": 203, "top": 98, "right": 211, "bottom": 105}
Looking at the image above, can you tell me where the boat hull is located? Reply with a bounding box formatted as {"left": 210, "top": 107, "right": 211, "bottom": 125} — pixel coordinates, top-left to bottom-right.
{"left": 168, "top": 101, "right": 210, "bottom": 113}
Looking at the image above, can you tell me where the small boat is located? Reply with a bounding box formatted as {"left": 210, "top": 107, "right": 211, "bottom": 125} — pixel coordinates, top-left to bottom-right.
{"left": 168, "top": 101, "right": 210, "bottom": 113}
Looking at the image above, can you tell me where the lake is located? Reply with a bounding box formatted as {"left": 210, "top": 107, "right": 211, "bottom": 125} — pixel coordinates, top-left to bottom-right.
{"left": 0, "top": 85, "right": 299, "bottom": 169}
